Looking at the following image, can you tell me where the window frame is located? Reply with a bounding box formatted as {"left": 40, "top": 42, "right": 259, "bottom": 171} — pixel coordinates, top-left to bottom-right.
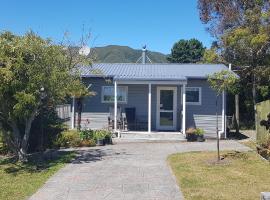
{"left": 101, "top": 86, "right": 128, "bottom": 104}
{"left": 182, "top": 87, "right": 202, "bottom": 105}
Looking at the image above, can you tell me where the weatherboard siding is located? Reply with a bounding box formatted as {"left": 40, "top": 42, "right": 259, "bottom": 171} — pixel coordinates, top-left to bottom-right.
{"left": 75, "top": 77, "right": 224, "bottom": 136}
{"left": 186, "top": 79, "right": 223, "bottom": 135}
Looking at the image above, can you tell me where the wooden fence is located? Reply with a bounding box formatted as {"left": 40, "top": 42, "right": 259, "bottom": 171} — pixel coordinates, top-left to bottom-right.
{"left": 55, "top": 104, "right": 71, "bottom": 120}
{"left": 256, "top": 100, "right": 270, "bottom": 140}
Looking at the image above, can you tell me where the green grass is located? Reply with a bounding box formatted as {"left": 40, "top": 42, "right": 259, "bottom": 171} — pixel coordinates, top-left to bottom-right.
{"left": 168, "top": 151, "right": 270, "bottom": 200}
{"left": 0, "top": 152, "right": 75, "bottom": 200}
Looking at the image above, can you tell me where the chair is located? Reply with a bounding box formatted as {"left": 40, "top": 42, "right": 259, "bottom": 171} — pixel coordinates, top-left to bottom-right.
{"left": 108, "top": 107, "right": 126, "bottom": 130}
{"left": 125, "top": 107, "right": 137, "bottom": 130}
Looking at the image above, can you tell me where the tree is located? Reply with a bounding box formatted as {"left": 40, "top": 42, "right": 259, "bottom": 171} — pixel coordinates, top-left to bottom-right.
{"left": 202, "top": 47, "right": 220, "bottom": 63}
{"left": 198, "top": 0, "right": 270, "bottom": 127}
{"left": 208, "top": 70, "right": 239, "bottom": 161}
{"left": 0, "top": 31, "right": 91, "bottom": 161}
{"left": 167, "top": 39, "right": 205, "bottom": 63}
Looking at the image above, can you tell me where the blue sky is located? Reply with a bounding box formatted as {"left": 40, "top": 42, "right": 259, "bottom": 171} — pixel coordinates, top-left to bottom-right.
{"left": 0, "top": 0, "right": 213, "bottom": 54}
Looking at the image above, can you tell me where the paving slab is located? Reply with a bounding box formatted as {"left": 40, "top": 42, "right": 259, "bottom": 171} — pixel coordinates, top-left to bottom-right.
{"left": 29, "top": 140, "right": 250, "bottom": 200}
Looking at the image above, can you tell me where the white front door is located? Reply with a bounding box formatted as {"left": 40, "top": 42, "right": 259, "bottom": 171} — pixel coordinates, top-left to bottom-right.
{"left": 156, "top": 87, "right": 177, "bottom": 130}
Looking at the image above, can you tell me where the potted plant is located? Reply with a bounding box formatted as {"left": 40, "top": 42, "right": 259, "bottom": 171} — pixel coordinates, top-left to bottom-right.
{"left": 186, "top": 128, "right": 197, "bottom": 142}
{"left": 195, "top": 128, "right": 205, "bottom": 142}
{"left": 104, "top": 131, "right": 112, "bottom": 145}
{"left": 94, "top": 130, "right": 105, "bottom": 146}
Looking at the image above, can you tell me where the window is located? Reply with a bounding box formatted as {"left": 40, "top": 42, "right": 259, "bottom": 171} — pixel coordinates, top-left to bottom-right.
{"left": 102, "top": 86, "right": 128, "bottom": 103}
{"left": 186, "top": 87, "right": 201, "bottom": 105}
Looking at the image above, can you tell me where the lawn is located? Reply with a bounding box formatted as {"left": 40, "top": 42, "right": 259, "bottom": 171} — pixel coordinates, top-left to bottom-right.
{"left": 0, "top": 151, "right": 75, "bottom": 200}
{"left": 168, "top": 151, "right": 270, "bottom": 200}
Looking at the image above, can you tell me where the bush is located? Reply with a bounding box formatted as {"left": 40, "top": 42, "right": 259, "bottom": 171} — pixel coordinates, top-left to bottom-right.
{"left": 93, "top": 130, "right": 110, "bottom": 140}
{"left": 54, "top": 130, "right": 81, "bottom": 148}
{"left": 79, "top": 129, "right": 94, "bottom": 140}
{"left": 79, "top": 139, "right": 96, "bottom": 147}
{"left": 186, "top": 127, "right": 196, "bottom": 135}
{"left": 53, "top": 129, "right": 112, "bottom": 148}
{"left": 194, "top": 128, "right": 205, "bottom": 136}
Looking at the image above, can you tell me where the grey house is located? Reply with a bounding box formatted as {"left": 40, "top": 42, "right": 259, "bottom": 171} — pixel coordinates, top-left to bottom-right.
{"left": 71, "top": 60, "right": 229, "bottom": 138}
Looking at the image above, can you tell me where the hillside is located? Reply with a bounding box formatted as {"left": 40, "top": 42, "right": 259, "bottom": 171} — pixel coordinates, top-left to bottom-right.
{"left": 90, "top": 45, "right": 168, "bottom": 63}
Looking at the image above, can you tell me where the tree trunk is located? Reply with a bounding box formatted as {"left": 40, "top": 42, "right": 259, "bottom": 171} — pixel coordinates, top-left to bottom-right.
{"left": 235, "top": 94, "right": 240, "bottom": 134}
{"left": 9, "top": 122, "right": 26, "bottom": 160}
{"left": 216, "top": 95, "right": 220, "bottom": 161}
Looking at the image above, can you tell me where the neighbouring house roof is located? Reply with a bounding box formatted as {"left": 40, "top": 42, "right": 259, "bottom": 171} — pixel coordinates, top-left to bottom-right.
{"left": 78, "top": 63, "right": 229, "bottom": 81}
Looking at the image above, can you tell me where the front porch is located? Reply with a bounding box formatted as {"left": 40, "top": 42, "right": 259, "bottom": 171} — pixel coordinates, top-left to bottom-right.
{"left": 115, "top": 131, "right": 187, "bottom": 142}
{"left": 112, "top": 79, "right": 188, "bottom": 138}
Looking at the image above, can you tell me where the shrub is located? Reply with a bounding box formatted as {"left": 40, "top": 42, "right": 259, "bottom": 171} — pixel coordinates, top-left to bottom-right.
{"left": 195, "top": 128, "right": 205, "bottom": 136}
{"left": 54, "top": 130, "right": 81, "bottom": 148}
{"left": 79, "top": 139, "right": 96, "bottom": 147}
{"left": 54, "top": 129, "right": 112, "bottom": 148}
{"left": 186, "top": 127, "right": 196, "bottom": 135}
{"left": 79, "top": 129, "right": 94, "bottom": 140}
{"left": 93, "top": 129, "right": 109, "bottom": 140}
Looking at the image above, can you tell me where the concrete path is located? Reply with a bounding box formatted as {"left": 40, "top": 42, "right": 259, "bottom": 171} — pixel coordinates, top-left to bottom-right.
{"left": 29, "top": 140, "right": 250, "bottom": 200}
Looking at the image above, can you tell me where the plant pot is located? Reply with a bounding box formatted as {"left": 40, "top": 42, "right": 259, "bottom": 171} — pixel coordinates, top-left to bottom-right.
{"left": 197, "top": 135, "right": 205, "bottom": 142}
{"left": 104, "top": 136, "right": 112, "bottom": 145}
{"left": 96, "top": 139, "right": 105, "bottom": 146}
{"left": 186, "top": 134, "right": 197, "bottom": 142}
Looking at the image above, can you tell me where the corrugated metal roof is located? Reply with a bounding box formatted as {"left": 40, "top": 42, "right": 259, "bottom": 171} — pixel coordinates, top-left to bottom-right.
{"left": 78, "top": 63, "right": 229, "bottom": 81}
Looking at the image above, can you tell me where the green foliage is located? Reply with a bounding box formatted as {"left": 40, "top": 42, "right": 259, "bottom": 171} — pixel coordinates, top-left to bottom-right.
{"left": 199, "top": 0, "right": 270, "bottom": 128}
{"left": 79, "top": 139, "right": 96, "bottom": 147}
{"left": 167, "top": 39, "right": 205, "bottom": 63}
{"left": 207, "top": 70, "right": 239, "bottom": 95}
{"left": 79, "top": 129, "right": 94, "bottom": 140}
{"left": 91, "top": 45, "right": 167, "bottom": 63}
{"left": 0, "top": 31, "right": 92, "bottom": 159}
{"left": 93, "top": 129, "right": 110, "bottom": 140}
{"left": 54, "top": 129, "right": 112, "bottom": 148}
{"left": 54, "top": 130, "right": 81, "bottom": 148}
{"left": 194, "top": 128, "right": 205, "bottom": 136}
{"left": 202, "top": 48, "right": 220, "bottom": 63}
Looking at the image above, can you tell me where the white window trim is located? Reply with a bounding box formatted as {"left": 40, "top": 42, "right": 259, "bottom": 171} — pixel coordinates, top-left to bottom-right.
{"left": 101, "top": 86, "right": 128, "bottom": 104}
{"left": 181, "top": 87, "right": 202, "bottom": 105}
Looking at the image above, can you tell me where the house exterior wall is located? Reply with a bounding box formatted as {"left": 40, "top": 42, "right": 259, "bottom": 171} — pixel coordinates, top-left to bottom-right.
{"left": 76, "top": 77, "right": 224, "bottom": 136}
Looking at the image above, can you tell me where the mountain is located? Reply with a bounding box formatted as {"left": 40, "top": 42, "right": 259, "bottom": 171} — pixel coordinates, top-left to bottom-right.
{"left": 90, "top": 45, "right": 168, "bottom": 63}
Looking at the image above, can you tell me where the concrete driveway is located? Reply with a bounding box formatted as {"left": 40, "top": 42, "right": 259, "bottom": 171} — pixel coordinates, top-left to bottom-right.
{"left": 29, "top": 140, "right": 250, "bottom": 200}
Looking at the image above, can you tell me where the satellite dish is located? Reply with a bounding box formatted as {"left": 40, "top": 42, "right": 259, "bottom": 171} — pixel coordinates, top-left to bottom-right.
{"left": 79, "top": 45, "right": 91, "bottom": 56}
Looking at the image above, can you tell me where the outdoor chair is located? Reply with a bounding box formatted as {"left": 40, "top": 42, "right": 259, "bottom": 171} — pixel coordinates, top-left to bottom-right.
{"left": 108, "top": 107, "right": 126, "bottom": 130}
{"left": 125, "top": 107, "right": 137, "bottom": 130}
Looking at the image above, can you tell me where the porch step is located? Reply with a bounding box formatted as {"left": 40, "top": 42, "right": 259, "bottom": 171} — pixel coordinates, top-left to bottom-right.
{"left": 114, "top": 132, "right": 187, "bottom": 143}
